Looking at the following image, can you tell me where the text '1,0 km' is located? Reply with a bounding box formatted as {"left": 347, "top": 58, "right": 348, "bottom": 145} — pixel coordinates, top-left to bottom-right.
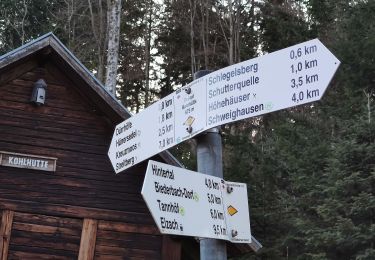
{"left": 108, "top": 39, "right": 340, "bottom": 173}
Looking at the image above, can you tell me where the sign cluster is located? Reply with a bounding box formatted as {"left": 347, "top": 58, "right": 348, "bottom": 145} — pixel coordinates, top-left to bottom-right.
{"left": 142, "top": 161, "right": 251, "bottom": 242}
{"left": 108, "top": 39, "right": 340, "bottom": 173}
{"left": 109, "top": 39, "right": 341, "bottom": 244}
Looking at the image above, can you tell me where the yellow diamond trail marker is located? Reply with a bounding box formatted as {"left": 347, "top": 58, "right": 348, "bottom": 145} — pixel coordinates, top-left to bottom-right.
{"left": 227, "top": 205, "right": 238, "bottom": 216}
{"left": 184, "top": 116, "right": 195, "bottom": 127}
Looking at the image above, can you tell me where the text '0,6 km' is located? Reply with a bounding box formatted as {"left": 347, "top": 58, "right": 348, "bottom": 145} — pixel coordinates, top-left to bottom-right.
{"left": 108, "top": 39, "right": 340, "bottom": 173}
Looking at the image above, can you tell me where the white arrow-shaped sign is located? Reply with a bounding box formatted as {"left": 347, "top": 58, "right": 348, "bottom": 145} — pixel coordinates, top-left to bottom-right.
{"left": 141, "top": 160, "right": 251, "bottom": 243}
{"left": 108, "top": 39, "right": 340, "bottom": 173}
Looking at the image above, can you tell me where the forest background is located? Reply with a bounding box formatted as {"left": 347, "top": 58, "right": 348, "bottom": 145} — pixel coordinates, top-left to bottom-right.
{"left": 0, "top": 0, "right": 374, "bottom": 259}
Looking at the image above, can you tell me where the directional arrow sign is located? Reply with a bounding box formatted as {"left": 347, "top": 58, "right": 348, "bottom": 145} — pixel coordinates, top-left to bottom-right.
{"left": 108, "top": 39, "right": 340, "bottom": 173}
{"left": 141, "top": 160, "right": 251, "bottom": 243}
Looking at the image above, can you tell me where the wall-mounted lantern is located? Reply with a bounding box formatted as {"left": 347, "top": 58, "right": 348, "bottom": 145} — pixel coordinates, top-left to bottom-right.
{"left": 30, "top": 79, "right": 47, "bottom": 106}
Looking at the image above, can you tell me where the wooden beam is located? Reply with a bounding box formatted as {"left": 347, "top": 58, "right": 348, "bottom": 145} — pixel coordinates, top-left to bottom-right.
{"left": 78, "top": 218, "right": 97, "bottom": 260}
{"left": 0, "top": 35, "right": 50, "bottom": 71}
{"left": 0, "top": 210, "right": 14, "bottom": 260}
{"left": 162, "top": 235, "right": 181, "bottom": 260}
{"left": 0, "top": 198, "right": 154, "bottom": 224}
{"left": 98, "top": 220, "right": 159, "bottom": 235}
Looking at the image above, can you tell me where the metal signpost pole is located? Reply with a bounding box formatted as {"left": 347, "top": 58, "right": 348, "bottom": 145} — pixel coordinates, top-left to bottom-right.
{"left": 194, "top": 70, "right": 227, "bottom": 260}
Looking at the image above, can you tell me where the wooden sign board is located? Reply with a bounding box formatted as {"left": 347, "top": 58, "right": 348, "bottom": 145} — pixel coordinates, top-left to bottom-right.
{"left": 0, "top": 151, "right": 57, "bottom": 172}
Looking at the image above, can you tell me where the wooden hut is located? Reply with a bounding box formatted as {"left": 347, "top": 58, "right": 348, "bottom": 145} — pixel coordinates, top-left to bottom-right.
{"left": 0, "top": 33, "right": 255, "bottom": 259}
{"left": 0, "top": 33, "right": 184, "bottom": 260}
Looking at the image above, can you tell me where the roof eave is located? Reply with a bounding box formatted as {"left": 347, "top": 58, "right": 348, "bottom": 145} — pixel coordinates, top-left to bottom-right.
{"left": 0, "top": 32, "right": 183, "bottom": 168}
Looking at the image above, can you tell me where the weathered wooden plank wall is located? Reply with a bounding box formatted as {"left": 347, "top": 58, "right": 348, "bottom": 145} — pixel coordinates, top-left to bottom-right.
{"left": 0, "top": 64, "right": 151, "bottom": 218}
{"left": 9, "top": 212, "right": 82, "bottom": 259}
{"left": 0, "top": 62, "right": 172, "bottom": 259}
{"left": 95, "top": 220, "right": 161, "bottom": 259}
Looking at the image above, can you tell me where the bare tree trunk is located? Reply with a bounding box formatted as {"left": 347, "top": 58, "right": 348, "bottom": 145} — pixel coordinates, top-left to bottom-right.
{"left": 364, "top": 90, "right": 372, "bottom": 124}
{"left": 235, "top": 0, "right": 241, "bottom": 63}
{"left": 21, "top": 0, "right": 28, "bottom": 44}
{"left": 198, "top": 0, "right": 210, "bottom": 69}
{"left": 228, "top": 0, "right": 234, "bottom": 65}
{"left": 189, "top": 0, "right": 197, "bottom": 75}
{"left": 204, "top": 0, "right": 209, "bottom": 68}
{"left": 218, "top": 13, "right": 230, "bottom": 62}
{"left": 144, "top": 0, "right": 153, "bottom": 107}
{"left": 98, "top": 0, "right": 107, "bottom": 82}
{"left": 88, "top": 0, "right": 106, "bottom": 82}
{"left": 105, "top": 0, "right": 122, "bottom": 95}
{"left": 249, "top": 0, "right": 255, "bottom": 36}
{"left": 64, "top": 0, "right": 75, "bottom": 49}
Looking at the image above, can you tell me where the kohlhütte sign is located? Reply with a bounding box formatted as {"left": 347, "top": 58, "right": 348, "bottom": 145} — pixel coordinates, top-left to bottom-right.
{"left": 0, "top": 151, "right": 57, "bottom": 172}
